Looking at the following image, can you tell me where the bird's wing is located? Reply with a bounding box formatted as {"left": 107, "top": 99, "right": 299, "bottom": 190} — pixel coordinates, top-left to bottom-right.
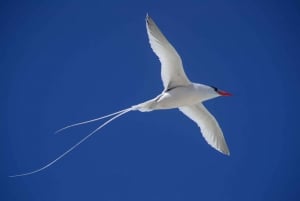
{"left": 146, "top": 14, "right": 191, "bottom": 90}
{"left": 179, "top": 104, "right": 230, "bottom": 155}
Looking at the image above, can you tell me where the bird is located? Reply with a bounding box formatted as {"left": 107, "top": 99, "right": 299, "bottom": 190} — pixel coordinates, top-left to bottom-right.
{"left": 10, "top": 14, "right": 231, "bottom": 177}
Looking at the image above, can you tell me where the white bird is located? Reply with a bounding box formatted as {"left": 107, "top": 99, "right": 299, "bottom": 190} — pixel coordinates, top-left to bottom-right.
{"left": 10, "top": 14, "right": 231, "bottom": 177}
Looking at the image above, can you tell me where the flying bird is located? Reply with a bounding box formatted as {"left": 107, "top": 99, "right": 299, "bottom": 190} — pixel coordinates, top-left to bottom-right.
{"left": 10, "top": 14, "right": 231, "bottom": 177}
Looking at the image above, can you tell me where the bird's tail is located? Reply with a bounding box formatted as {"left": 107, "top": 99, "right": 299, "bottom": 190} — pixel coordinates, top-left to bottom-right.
{"left": 55, "top": 108, "right": 133, "bottom": 134}
{"left": 9, "top": 106, "right": 137, "bottom": 177}
{"left": 54, "top": 100, "right": 154, "bottom": 135}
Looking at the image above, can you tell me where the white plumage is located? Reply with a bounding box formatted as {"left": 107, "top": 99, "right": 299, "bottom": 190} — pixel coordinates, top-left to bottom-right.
{"left": 146, "top": 14, "right": 191, "bottom": 90}
{"left": 145, "top": 14, "right": 230, "bottom": 155}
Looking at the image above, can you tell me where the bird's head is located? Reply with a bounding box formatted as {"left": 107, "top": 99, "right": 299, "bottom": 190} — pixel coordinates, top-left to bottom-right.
{"left": 194, "top": 84, "right": 232, "bottom": 102}
{"left": 210, "top": 85, "right": 232, "bottom": 97}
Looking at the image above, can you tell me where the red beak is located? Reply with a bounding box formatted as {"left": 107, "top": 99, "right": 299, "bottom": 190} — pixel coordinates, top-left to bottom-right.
{"left": 217, "top": 90, "right": 232, "bottom": 96}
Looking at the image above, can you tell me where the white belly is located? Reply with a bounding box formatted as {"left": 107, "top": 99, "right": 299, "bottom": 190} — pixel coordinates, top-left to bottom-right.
{"left": 154, "top": 85, "right": 202, "bottom": 109}
{"left": 134, "top": 85, "right": 202, "bottom": 112}
{"left": 133, "top": 83, "right": 215, "bottom": 112}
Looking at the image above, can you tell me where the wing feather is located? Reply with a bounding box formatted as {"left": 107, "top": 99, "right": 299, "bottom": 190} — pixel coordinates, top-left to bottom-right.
{"left": 179, "top": 104, "right": 230, "bottom": 155}
{"left": 146, "top": 14, "right": 191, "bottom": 90}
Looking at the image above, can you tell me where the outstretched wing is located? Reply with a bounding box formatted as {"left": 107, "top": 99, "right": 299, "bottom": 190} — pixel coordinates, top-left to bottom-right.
{"left": 146, "top": 14, "right": 191, "bottom": 90}
{"left": 179, "top": 104, "right": 230, "bottom": 155}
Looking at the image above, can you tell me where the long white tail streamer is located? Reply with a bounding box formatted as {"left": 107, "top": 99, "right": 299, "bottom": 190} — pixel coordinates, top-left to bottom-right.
{"left": 55, "top": 108, "right": 129, "bottom": 134}
{"left": 9, "top": 107, "right": 133, "bottom": 177}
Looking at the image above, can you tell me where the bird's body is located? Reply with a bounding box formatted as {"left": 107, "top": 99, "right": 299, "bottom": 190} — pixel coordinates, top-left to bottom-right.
{"left": 134, "top": 84, "right": 219, "bottom": 112}
{"left": 10, "top": 14, "right": 232, "bottom": 177}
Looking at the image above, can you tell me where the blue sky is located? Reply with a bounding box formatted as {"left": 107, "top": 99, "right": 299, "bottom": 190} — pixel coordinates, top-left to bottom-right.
{"left": 1, "top": 0, "right": 300, "bottom": 200}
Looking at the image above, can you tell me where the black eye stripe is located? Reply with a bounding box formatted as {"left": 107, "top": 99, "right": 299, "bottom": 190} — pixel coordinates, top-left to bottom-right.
{"left": 210, "top": 85, "right": 218, "bottom": 92}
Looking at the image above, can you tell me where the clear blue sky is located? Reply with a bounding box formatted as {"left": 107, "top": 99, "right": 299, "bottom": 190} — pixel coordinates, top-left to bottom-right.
{"left": 1, "top": 0, "right": 300, "bottom": 200}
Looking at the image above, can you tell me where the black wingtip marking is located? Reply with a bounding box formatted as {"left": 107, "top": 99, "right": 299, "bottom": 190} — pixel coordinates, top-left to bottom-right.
{"left": 146, "top": 13, "right": 152, "bottom": 24}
